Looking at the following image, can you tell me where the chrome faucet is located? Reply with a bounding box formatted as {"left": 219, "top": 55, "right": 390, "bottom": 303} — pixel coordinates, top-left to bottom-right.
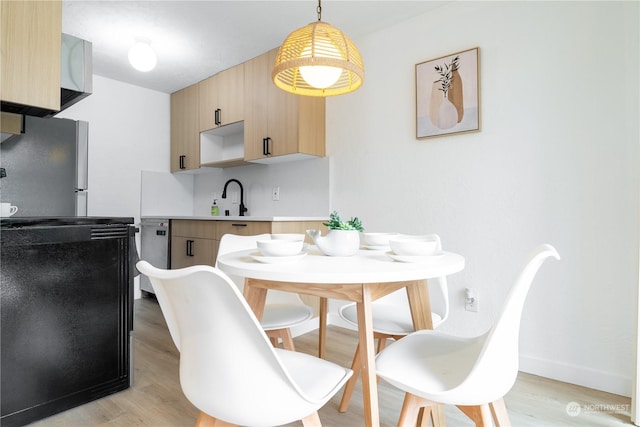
{"left": 221, "top": 179, "right": 248, "bottom": 216}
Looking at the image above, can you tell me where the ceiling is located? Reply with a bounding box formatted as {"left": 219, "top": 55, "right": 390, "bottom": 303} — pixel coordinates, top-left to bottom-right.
{"left": 62, "top": 1, "right": 446, "bottom": 94}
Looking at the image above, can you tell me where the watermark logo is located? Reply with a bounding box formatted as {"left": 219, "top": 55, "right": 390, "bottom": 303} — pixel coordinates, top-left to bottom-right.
{"left": 565, "top": 401, "right": 630, "bottom": 417}
{"left": 566, "top": 401, "right": 581, "bottom": 417}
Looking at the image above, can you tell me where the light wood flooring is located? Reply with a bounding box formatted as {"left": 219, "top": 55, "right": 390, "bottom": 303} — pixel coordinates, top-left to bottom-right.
{"left": 30, "top": 297, "right": 633, "bottom": 427}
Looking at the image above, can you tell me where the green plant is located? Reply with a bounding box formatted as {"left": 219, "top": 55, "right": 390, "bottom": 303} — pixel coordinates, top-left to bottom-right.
{"left": 323, "top": 211, "right": 364, "bottom": 232}
{"left": 434, "top": 55, "right": 459, "bottom": 98}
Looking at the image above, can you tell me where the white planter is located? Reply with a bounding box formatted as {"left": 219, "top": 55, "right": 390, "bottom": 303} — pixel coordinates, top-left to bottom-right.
{"left": 306, "top": 229, "right": 360, "bottom": 257}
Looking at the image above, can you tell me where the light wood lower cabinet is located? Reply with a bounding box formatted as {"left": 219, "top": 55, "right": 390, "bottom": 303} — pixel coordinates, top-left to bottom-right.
{"left": 170, "top": 219, "right": 325, "bottom": 269}
{"left": 171, "top": 236, "right": 216, "bottom": 269}
{"left": 214, "top": 221, "right": 271, "bottom": 240}
{"left": 171, "top": 220, "right": 217, "bottom": 268}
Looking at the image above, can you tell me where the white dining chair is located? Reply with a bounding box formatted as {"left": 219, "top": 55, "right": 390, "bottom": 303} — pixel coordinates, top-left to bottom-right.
{"left": 337, "top": 234, "right": 449, "bottom": 412}
{"left": 375, "top": 244, "right": 560, "bottom": 427}
{"left": 136, "top": 261, "right": 352, "bottom": 427}
{"left": 216, "top": 233, "right": 314, "bottom": 351}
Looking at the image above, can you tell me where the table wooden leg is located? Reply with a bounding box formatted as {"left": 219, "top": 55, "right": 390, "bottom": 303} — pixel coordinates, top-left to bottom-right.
{"left": 356, "top": 284, "right": 379, "bottom": 427}
{"left": 243, "top": 278, "right": 267, "bottom": 321}
{"left": 405, "top": 279, "right": 434, "bottom": 330}
{"left": 318, "top": 297, "right": 328, "bottom": 359}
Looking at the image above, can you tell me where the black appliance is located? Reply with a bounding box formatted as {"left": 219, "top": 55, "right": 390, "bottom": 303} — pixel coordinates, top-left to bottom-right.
{"left": 0, "top": 217, "right": 135, "bottom": 426}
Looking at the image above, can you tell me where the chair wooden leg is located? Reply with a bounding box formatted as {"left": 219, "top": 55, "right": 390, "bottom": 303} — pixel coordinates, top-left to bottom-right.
{"left": 301, "top": 411, "right": 322, "bottom": 427}
{"left": 340, "top": 334, "right": 392, "bottom": 412}
{"left": 489, "top": 398, "right": 511, "bottom": 426}
{"left": 279, "top": 328, "right": 295, "bottom": 351}
{"left": 398, "top": 393, "right": 432, "bottom": 427}
{"left": 396, "top": 393, "right": 445, "bottom": 427}
{"left": 429, "top": 404, "right": 447, "bottom": 427}
{"left": 374, "top": 335, "right": 389, "bottom": 384}
{"left": 456, "top": 404, "right": 493, "bottom": 426}
{"left": 376, "top": 336, "right": 388, "bottom": 353}
{"left": 416, "top": 407, "right": 432, "bottom": 427}
{"left": 267, "top": 328, "right": 296, "bottom": 351}
{"left": 339, "top": 342, "right": 362, "bottom": 412}
{"left": 318, "top": 297, "right": 328, "bottom": 359}
{"left": 195, "top": 411, "right": 236, "bottom": 427}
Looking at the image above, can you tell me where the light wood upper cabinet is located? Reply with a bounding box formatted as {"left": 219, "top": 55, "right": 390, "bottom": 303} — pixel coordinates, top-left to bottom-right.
{"left": 199, "top": 64, "right": 244, "bottom": 132}
{"left": 170, "top": 48, "right": 325, "bottom": 172}
{"left": 170, "top": 83, "right": 200, "bottom": 172}
{"left": 244, "top": 49, "right": 325, "bottom": 162}
{"left": 1, "top": 0, "right": 62, "bottom": 113}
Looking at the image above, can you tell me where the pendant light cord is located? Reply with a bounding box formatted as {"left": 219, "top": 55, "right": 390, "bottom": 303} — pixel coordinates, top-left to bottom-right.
{"left": 317, "top": 0, "right": 322, "bottom": 21}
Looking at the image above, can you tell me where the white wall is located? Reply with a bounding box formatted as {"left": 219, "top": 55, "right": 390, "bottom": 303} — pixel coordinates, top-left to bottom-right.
{"left": 56, "top": 75, "right": 171, "bottom": 298}
{"left": 327, "top": 1, "right": 639, "bottom": 396}
{"left": 56, "top": 75, "right": 170, "bottom": 220}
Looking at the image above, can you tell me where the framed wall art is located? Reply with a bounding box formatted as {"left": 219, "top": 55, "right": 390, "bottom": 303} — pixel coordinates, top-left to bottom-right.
{"left": 416, "top": 47, "right": 480, "bottom": 139}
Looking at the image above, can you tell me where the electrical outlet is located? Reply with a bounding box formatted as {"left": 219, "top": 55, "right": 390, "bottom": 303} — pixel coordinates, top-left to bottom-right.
{"left": 272, "top": 187, "right": 280, "bottom": 201}
{"left": 465, "top": 288, "right": 479, "bottom": 312}
{"left": 231, "top": 191, "right": 238, "bottom": 204}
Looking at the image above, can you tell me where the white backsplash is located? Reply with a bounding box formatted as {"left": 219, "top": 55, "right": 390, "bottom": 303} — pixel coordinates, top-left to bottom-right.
{"left": 195, "top": 157, "right": 330, "bottom": 217}
{"left": 141, "top": 157, "right": 330, "bottom": 218}
{"left": 140, "top": 171, "right": 194, "bottom": 217}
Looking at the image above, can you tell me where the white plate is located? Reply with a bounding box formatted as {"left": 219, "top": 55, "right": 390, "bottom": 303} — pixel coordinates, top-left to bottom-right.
{"left": 362, "top": 244, "right": 390, "bottom": 251}
{"left": 250, "top": 251, "right": 307, "bottom": 264}
{"left": 386, "top": 251, "right": 445, "bottom": 264}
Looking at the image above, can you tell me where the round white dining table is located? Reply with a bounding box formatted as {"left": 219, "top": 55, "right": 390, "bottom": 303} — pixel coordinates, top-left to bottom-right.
{"left": 217, "top": 246, "right": 465, "bottom": 427}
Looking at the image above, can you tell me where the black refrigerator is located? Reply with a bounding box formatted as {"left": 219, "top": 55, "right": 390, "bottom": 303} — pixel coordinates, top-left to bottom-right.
{"left": 0, "top": 217, "right": 135, "bottom": 426}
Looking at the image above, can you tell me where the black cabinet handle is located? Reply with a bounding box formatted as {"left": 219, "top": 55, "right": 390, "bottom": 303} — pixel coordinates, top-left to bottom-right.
{"left": 231, "top": 223, "right": 247, "bottom": 227}
{"left": 186, "top": 240, "right": 194, "bottom": 256}
{"left": 263, "top": 137, "right": 272, "bottom": 156}
{"left": 214, "top": 108, "right": 221, "bottom": 126}
{"left": 179, "top": 155, "right": 186, "bottom": 169}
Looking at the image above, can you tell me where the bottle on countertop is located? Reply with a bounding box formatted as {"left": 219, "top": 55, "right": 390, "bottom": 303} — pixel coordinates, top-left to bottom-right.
{"left": 211, "top": 198, "right": 219, "bottom": 216}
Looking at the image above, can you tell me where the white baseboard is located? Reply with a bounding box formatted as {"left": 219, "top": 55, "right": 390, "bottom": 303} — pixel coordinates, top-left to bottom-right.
{"left": 520, "top": 353, "right": 632, "bottom": 398}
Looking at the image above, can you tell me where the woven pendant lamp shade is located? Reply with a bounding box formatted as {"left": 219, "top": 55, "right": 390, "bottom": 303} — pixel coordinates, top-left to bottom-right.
{"left": 272, "top": 21, "right": 364, "bottom": 97}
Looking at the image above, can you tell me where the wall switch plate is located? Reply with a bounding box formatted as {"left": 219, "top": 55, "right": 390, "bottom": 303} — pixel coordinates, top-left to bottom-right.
{"left": 272, "top": 187, "right": 280, "bottom": 201}
{"left": 231, "top": 191, "right": 238, "bottom": 204}
{"left": 465, "top": 288, "right": 479, "bottom": 312}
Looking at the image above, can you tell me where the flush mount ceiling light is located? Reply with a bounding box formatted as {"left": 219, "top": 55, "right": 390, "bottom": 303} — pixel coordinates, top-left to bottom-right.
{"left": 272, "top": 0, "right": 364, "bottom": 97}
{"left": 128, "top": 39, "right": 157, "bottom": 72}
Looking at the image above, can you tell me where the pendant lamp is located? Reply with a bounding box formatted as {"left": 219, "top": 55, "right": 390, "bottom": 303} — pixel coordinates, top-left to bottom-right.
{"left": 272, "top": 0, "right": 364, "bottom": 97}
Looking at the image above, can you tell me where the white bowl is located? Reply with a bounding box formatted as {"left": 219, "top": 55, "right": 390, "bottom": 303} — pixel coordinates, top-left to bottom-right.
{"left": 389, "top": 236, "right": 439, "bottom": 256}
{"left": 362, "top": 232, "right": 397, "bottom": 247}
{"left": 270, "top": 233, "right": 305, "bottom": 242}
{"left": 257, "top": 239, "right": 304, "bottom": 257}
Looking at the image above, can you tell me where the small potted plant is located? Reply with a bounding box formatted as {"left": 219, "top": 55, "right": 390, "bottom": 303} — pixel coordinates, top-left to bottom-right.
{"left": 307, "top": 211, "right": 364, "bottom": 256}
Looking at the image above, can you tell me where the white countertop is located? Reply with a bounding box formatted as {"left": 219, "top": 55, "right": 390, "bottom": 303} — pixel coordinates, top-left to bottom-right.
{"left": 141, "top": 216, "right": 328, "bottom": 222}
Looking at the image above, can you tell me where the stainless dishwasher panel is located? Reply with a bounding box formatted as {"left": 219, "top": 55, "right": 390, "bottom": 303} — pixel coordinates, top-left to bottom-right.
{"left": 140, "top": 218, "right": 169, "bottom": 295}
